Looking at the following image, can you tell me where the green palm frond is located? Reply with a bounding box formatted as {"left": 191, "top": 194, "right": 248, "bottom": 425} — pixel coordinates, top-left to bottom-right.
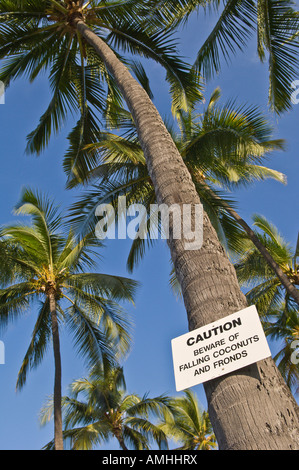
{"left": 125, "top": 415, "right": 169, "bottom": 450}
{"left": 234, "top": 215, "right": 298, "bottom": 318}
{"left": 0, "top": 21, "right": 58, "bottom": 66}
{"left": 41, "top": 363, "right": 174, "bottom": 450}
{"left": 0, "top": 29, "right": 61, "bottom": 86}
{"left": 104, "top": 19, "right": 204, "bottom": 115}
{"left": 62, "top": 52, "right": 110, "bottom": 184}
{"left": 25, "top": 35, "right": 79, "bottom": 155}
{"left": 140, "top": 0, "right": 211, "bottom": 30}
{"left": 0, "top": 0, "right": 48, "bottom": 19}
{"left": 252, "top": 214, "right": 290, "bottom": 248}
{"left": 0, "top": 0, "right": 204, "bottom": 159}
{"left": 14, "top": 187, "right": 62, "bottom": 233}
{"left": 129, "top": 59, "right": 154, "bottom": 99}
{"left": 274, "top": 341, "right": 299, "bottom": 392}
{"left": 182, "top": 101, "right": 286, "bottom": 190}
{"left": 16, "top": 298, "right": 52, "bottom": 390}
{"left": 159, "top": 389, "right": 216, "bottom": 450}
{"left": 257, "top": 0, "right": 299, "bottom": 113}
{"left": 121, "top": 425, "right": 150, "bottom": 450}
{"left": 64, "top": 300, "right": 118, "bottom": 370}
{"left": 0, "top": 282, "right": 36, "bottom": 330}
{"left": 62, "top": 288, "right": 133, "bottom": 358}
{"left": 125, "top": 393, "right": 173, "bottom": 418}
{"left": 262, "top": 302, "right": 299, "bottom": 392}
{"left": 194, "top": 0, "right": 256, "bottom": 80}
{"left": 2, "top": 225, "right": 56, "bottom": 267}
{"left": 66, "top": 272, "right": 138, "bottom": 302}
{"left": 57, "top": 230, "right": 102, "bottom": 272}
{"left": 0, "top": 187, "right": 137, "bottom": 399}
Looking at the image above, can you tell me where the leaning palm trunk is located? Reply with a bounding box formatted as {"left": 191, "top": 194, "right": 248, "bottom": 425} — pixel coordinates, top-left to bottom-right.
{"left": 200, "top": 182, "right": 299, "bottom": 306}
{"left": 223, "top": 206, "right": 299, "bottom": 301}
{"left": 48, "top": 289, "right": 64, "bottom": 451}
{"left": 73, "top": 18, "right": 299, "bottom": 449}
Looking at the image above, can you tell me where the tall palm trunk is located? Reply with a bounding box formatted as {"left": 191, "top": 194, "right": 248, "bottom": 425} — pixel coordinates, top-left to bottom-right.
{"left": 48, "top": 289, "right": 64, "bottom": 450}
{"left": 114, "top": 430, "right": 128, "bottom": 451}
{"left": 73, "top": 18, "right": 299, "bottom": 450}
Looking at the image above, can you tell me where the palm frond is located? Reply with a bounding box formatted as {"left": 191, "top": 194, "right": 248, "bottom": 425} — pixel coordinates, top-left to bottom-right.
{"left": 25, "top": 34, "right": 79, "bottom": 155}
{"left": 0, "top": 282, "right": 35, "bottom": 330}
{"left": 62, "top": 287, "right": 134, "bottom": 359}
{"left": 16, "top": 298, "right": 51, "bottom": 390}
{"left": 57, "top": 230, "right": 102, "bottom": 272}
{"left": 252, "top": 214, "right": 291, "bottom": 250}
{"left": 257, "top": 0, "right": 299, "bottom": 113}
{"left": 105, "top": 20, "right": 203, "bottom": 114}
{"left": 129, "top": 59, "right": 154, "bottom": 99}
{"left": 66, "top": 272, "right": 138, "bottom": 302}
{"left": 125, "top": 415, "right": 169, "bottom": 449}
{"left": 65, "top": 300, "right": 119, "bottom": 370}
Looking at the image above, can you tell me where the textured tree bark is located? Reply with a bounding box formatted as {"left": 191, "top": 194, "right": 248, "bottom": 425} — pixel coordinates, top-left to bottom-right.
{"left": 74, "top": 19, "right": 299, "bottom": 449}
{"left": 48, "top": 290, "right": 64, "bottom": 451}
{"left": 114, "top": 429, "right": 128, "bottom": 451}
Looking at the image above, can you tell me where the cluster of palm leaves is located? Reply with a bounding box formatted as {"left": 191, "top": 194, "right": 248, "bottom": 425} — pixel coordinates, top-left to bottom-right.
{"left": 40, "top": 365, "right": 216, "bottom": 450}
{"left": 235, "top": 215, "right": 299, "bottom": 393}
{"left": 0, "top": 0, "right": 298, "bottom": 451}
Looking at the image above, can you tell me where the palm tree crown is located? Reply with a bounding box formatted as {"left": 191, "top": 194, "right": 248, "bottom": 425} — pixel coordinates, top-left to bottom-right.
{"left": 0, "top": 187, "right": 138, "bottom": 448}
{"left": 0, "top": 0, "right": 202, "bottom": 166}
{"left": 235, "top": 214, "right": 299, "bottom": 315}
{"left": 160, "top": 389, "right": 217, "bottom": 450}
{"left": 0, "top": 188, "right": 138, "bottom": 378}
{"left": 40, "top": 363, "right": 173, "bottom": 450}
{"left": 263, "top": 302, "right": 299, "bottom": 395}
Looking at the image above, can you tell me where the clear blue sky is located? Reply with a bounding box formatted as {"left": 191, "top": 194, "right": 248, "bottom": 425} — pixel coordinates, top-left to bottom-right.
{"left": 0, "top": 8, "right": 298, "bottom": 450}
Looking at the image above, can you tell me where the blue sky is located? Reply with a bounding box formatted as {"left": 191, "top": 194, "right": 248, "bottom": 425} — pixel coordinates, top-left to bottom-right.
{"left": 0, "top": 7, "right": 298, "bottom": 450}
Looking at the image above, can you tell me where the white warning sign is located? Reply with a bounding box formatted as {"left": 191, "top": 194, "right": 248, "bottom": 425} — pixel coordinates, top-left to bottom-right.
{"left": 171, "top": 305, "right": 271, "bottom": 391}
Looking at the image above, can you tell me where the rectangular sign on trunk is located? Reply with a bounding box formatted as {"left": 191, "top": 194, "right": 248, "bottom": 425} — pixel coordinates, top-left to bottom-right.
{"left": 171, "top": 305, "right": 271, "bottom": 391}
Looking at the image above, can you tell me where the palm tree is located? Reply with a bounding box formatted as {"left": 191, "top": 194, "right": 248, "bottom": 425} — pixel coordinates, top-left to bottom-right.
{"left": 0, "top": 188, "right": 138, "bottom": 450}
{"left": 235, "top": 216, "right": 299, "bottom": 391}
{"left": 160, "top": 389, "right": 217, "bottom": 450}
{"left": 1, "top": 1, "right": 299, "bottom": 449}
{"left": 235, "top": 214, "right": 299, "bottom": 315}
{"left": 66, "top": 90, "right": 299, "bottom": 305}
{"left": 262, "top": 302, "right": 299, "bottom": 395}
{"left": 147, "top": 0, "right": 299, "bottom": 114}
{"left": 40, "top": 364, "right": 172, "bottom": 450}
{"left": 0, "top": 1, "right": 201, "bottom": 159}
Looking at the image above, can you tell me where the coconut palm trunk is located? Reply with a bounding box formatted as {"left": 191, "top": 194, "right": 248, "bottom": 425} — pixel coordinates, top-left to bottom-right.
{"left": 114, "top": 430, "right": 128, "bottom": 451}
{"left": 71, "top": 18, "right": 299, "bottom": 450}
{"left": 48, "top": 288, "right": 64, "bottom": 451}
